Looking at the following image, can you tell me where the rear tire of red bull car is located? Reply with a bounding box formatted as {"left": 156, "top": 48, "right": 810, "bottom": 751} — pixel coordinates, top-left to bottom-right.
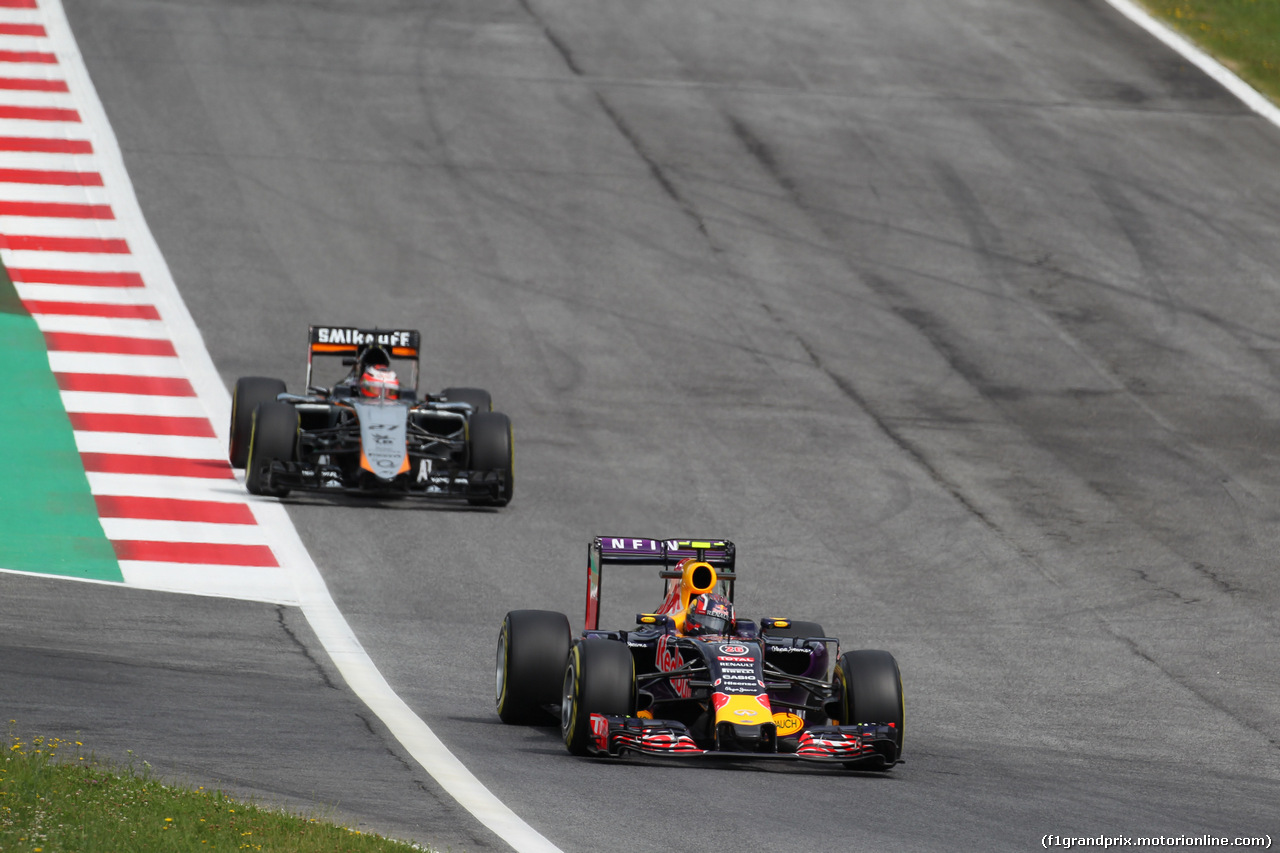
{"left": 561, "top": 639, "right": 635, "bottom": 756}
{"left": 496, "top": 610, "right": 571, "bottom": 725}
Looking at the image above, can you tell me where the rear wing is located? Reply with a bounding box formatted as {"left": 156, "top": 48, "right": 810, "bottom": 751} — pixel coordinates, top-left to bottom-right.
{"left": 585, "top": 536, "right": 736, "bottom": 630}
{"left": 306, "top": 325, "right": 421, "bottom": 393}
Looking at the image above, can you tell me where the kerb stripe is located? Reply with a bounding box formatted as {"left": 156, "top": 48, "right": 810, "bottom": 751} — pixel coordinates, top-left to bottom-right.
{"left": 68, "top": 413, "right": 216, "bottom": 437}
{"left": 0, "top": 51, "right": 56, "bottom": 64}
{"left": 56, "top": 373, "right": 194, "bottom": 396}
{"left": 27, "top": 301, "right": 160, "bottom": 319}
{"left": 45, "top": 332, "right": 175, "bottom": 355}
{"left": 95, "top": 495, "right": 255, "bottom": 525}
{"left": 81, "top": 453, "right": 232, "bottom": 478}
{"left": 0, "top": 168, "right": 103, "bottom": 185}
{"left": 10, "top": 269, "right": 143, "bottom": 286}
{"left": 0, "top": 24, "right": 45, "bottom": 36}
{"left": 0, "top": 235, "right": 128, "bottom": 253}
{"left": 0, "top": 105, "right": 79, "bottom": 121}
{"left": 0, "top": 201, "right": 114, "bottom": 219}
{"left": 0, "top": 77, "right": 65, "bottom": 90}
{"left": 112, "top": 540, "right": 279, "bottom": 567}
{"left": 0, "top": 137, "right": 92, "bottom": 154}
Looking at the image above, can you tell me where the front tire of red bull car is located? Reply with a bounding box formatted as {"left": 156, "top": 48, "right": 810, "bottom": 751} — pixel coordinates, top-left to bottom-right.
{"left": 496, "top": 610, "right": 571, "bottom": 725}
{"left": 561, "top": 639, "right": 635, "bottom": 756}
{"left": 833, "top": 649, "right": 904, "bottom": 769}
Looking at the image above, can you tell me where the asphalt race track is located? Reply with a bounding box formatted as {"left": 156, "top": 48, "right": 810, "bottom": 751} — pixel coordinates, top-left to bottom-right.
{"left": 5, "top": 0, "right": 1280, "bottom": 849}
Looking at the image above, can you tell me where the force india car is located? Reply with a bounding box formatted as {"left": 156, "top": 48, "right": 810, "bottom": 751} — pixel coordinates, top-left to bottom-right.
{"left": 496, "top": 537, "right": 904, "bottom": 769}
{"left": 228, "top": 325, "right": 513, "bottom": 506}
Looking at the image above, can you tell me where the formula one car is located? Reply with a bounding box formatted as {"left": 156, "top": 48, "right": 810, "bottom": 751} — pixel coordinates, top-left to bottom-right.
{"left": 228, "top": 325, "right": 512, "bottom": 505}
{"left": 495, "top": 537, "right": 904, "bottom": 769}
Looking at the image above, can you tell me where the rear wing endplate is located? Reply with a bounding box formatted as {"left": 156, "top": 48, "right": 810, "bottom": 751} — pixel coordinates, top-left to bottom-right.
{"left": 585, "top": 536, "right": 736, "bottom": 630}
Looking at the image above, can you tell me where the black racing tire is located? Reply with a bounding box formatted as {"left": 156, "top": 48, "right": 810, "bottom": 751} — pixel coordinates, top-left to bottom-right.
{"left": 441, "top": 386, "right": 492, "bottom": 413}
{"left": 763, "top": 620, "right": 826, "bottom": 640}
{"left": 468, "top": 411, "right": 514, "bottom": 507}
{"left": 229, "top": 377, "right": 286, "bottom": 468}
{"left": 496, "top": 610, "right": 572, "bottom": 725}
{"left": 561, "top": 639, "right": 635, "bottom": 756}
{"left": 833, "top": 649, "right": 904, "bottom": 768}
{"left": 245, "top": 402, "right": 298, "bottom": 498}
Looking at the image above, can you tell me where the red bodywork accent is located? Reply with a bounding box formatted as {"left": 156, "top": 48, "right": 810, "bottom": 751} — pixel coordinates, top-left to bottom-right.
{"left": 655, "top": 634, "right": 691, "bottom": 698}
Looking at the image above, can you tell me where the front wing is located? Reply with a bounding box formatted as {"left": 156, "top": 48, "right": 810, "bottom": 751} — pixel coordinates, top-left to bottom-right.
{"left": 260, "top": 459, "right": 507, "bottom": 500}
{"left": 587, "top": 714, "right": 899, "bottom": 768}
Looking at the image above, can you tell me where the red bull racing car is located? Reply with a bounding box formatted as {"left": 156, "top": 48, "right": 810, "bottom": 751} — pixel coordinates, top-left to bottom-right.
{"left": 228, "top": 325, "right": 512, "bottom": 505}
{"left": 495, "top": 537, "right": 904, "bottom": 769}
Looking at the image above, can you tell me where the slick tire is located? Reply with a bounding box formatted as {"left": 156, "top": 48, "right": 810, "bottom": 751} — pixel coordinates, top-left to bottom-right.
{"left": 441, "top": 386, "right": 492, "bottom": 413}
{"left": 496, "top": 610, "right": 571, "bottom": 725}
{"left": 229, "top": 377, "right": 286, "bottom": 468}
{"left": 561, "top": 639, "right": 635, "bottom": 756}
{"left": 245, "top": 401, "right": 298, "bottom": 498}
{"left": 468, "top": 411, "right": 514, "bottom": 507}
{"left": 833, "top": 649, "right": 904, "bottom": 768}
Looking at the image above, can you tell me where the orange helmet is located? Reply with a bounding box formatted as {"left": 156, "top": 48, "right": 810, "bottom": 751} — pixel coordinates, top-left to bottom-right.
{"left": 359, "top": 366, "right": 399, "bottom": 399}
{"left": 684, "top": 594, "right": 735, "bottom": 637}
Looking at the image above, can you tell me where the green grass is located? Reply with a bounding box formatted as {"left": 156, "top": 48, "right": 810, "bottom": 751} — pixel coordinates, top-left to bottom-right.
{"left": 1137, "top": 0, "right": 1280, "bottom": 102}
{"left": 0, "top": 728, "right": 436, "bottom": 853}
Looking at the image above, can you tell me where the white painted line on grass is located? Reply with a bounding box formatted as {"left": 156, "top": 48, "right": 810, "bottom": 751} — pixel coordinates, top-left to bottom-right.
{"left": 1102, "top": 0, "right": 1280, "bottom": 129}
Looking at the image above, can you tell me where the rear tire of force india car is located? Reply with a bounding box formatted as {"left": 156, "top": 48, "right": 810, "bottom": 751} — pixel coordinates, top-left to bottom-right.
{"left": 562, "top": 639, "right": 635, "bottom": 756}
{"left": 441, "top": 386, "right": 492, "bottom": 413}
{"left": 833, "top": 649, "right": 904, "bottom": 768}
{"left": 229, "top": 377, "right": 287, "bottom": 468}
{"left": 245, "top": 402, "right": 298, "bottom": 498}
{"left": 496, "top": 610, "right": 571, "bottom": 725}
{"left": 468, "top": 411, "right": 514, "bottom": 507}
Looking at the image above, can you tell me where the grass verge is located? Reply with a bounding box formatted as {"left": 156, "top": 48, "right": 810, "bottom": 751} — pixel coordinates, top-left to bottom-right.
{"left": 1135, "top": 0, "right": 1280, "bottom": 102}
{"left": 0, "top": 728, "right": 435, "bottom": 853}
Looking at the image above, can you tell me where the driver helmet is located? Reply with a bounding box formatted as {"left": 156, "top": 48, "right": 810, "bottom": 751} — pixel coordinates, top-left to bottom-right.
{"left": 684, "top": 594, "right": 735, "bottom": 637}
{"left": 359, "top": 366, "right": 399, "bottom": 400}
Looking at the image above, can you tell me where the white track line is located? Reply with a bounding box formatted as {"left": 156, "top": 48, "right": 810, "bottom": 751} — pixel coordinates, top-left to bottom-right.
{"left": 28, "top": 2, "right": 565, "bottom": 851}
{"left": 1102, "top": 0, "right": 1280, "bottom": 129}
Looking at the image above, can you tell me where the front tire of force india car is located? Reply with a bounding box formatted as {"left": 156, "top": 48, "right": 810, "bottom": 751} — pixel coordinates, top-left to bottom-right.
{"left": 561, "top": 639, "right": 635, "bottom": 756}
{"left": 229, "top": 376, "right": 287, "bottom": 469}
{"left": 496, "top": 610, "right": 571, "bottom": 725}
{"left": 468, "top": 410, "right": 514, "bottom": 507}
{"left": 245, "top": 401, "right": 298, "bottom": 498}
{"left": 833, "top": 649, "right": 905, "bottom": 768}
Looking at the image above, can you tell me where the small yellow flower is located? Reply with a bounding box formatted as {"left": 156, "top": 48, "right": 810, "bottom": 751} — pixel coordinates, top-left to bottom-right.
{"left": 165, "top": 818, "right": 174, "bottom": 822}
